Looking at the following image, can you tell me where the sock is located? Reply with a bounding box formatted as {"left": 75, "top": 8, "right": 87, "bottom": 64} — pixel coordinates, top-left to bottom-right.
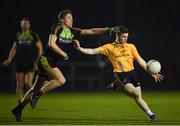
{"left": 18, "top": 100, "right": 21, "bottom": 104}
{"left": 146, "top": 110, "right": 154, "bottom": 116}
{"left": 15, "top": 103, "right": 24, "bottom": 112}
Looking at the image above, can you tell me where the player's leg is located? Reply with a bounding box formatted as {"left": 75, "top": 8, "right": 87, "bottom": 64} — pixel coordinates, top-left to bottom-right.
{"left": 39, "top": 67, "right": 66, "bottom": 94}
{"left": 122, "top": 84, "right": 156, "bottom": 121}
{"left": 22, "top": 75, "right": 48, "bottom": 107}
{"left": 30, "top": 67, "right": 66, "bottom": 108}
{"left": 106, "top": 79, "right": 121, "bottom": 90}
{"left": 16, "top": 72, "right": 25, "bottom": 103}
{"left": 122, "top": 84, "right": 150, "bottom": 111}
{"left": 25, "top": 72, "right": 34, "bottom": 89}
{"left": 25, "top": 62, "right": 37, "bottom": 89}
{"left": 134, "top": 86, "right": 156, "bottom": 121}
{"left": 11, "top": 75, "right": 48, "bottom": 122}
{"left": 21, "top": 75, "right": 48, "bottom": 108}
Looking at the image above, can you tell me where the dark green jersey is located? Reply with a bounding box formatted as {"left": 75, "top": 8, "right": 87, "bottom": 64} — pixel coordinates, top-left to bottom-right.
{"left": 44, "top": 24, "right": 81, "bottom": 61}
{"left": 15, "top": 31, "right": 40, "bottom": 63}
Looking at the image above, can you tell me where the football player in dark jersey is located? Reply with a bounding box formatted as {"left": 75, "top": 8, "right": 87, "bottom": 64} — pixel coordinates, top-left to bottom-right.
{"left": 11, "top": 9, "right": 120, "bottom": 122}
{"left": 3, "top": 17, "right": 43, "bottom": 104}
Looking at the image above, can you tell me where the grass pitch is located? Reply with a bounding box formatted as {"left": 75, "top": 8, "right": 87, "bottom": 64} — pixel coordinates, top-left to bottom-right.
{"left": 0, "top": 91, "right": 180, "bottom": 125}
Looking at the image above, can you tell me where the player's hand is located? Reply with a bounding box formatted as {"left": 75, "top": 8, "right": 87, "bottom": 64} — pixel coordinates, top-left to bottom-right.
{"left": 2, "top": 59, "right": 11, "bottom": 66}
{"left": 151, "top": 73, "right": 164, "bottom": 83}
{"left": 34, "top": 63, "right": 38, "bottom": 71}
{"left": 107, "top": 26, "right": 120, "bottom": 33}
{"left": 62, "top": 52, "right": 69, "bottom": 61}
{"left": 73, "top": 40, "right": 81, "bottom": 49}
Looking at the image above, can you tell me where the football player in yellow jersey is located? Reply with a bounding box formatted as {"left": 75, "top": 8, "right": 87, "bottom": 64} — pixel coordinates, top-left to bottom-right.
{"left": 74, "top": 25, "right": 163, "bottom": 121}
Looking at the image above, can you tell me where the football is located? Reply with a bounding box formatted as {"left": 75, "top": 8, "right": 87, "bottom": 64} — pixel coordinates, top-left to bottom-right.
{"left": 147, "top": 60, "right": 161, "bottom": 74}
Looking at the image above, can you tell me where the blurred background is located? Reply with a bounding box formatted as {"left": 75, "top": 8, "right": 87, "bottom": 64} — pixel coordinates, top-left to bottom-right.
{"left": 0, "top": 0, "right": 180, "bottom": 92}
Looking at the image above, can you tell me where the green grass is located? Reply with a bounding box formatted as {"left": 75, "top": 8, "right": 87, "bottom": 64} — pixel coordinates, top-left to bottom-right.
{"left": 0, "top": 91, "right": 180, "bottom": 125}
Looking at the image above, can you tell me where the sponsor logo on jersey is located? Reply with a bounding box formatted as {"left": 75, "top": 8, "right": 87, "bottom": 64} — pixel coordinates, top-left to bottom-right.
{"left": 18, "top": 40, "right": 32, "bottom": 45}
{"left": 58, "top": 38, "right": 72, "bottom": 44}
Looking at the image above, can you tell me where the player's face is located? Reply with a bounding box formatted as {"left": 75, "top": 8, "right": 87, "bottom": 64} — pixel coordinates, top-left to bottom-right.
{"left": 21, "top": 20, "right": 30, "bottom": 31}
{"left": 117, "top": 33, "right": 128, "bottom": 44}
{"left": 61, "top": 13, "right": 73, "bottom": 28}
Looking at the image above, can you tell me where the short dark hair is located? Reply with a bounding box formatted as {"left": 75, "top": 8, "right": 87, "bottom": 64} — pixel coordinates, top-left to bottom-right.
{"left": 117, "top": 25, "right": 129, "bottom": 35}
{"left": 58, "top": 9, "right": 72, "bottom": 22}
{"left": 21, "top": 17, "right": 30, "bottom": 22}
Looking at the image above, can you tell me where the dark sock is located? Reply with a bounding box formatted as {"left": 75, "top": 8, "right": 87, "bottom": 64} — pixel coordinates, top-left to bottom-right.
{"left": 18, "top": 100, "right": 21, "bottom": 104}
{"left": 15, "top": 103, "right": 24, "bottom": 112}
{"left": 36, "top": 91, "right": 42, "bottom": 96}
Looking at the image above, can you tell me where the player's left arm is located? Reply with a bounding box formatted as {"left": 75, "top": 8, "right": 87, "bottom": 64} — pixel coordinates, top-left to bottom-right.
{"left": 35, "top": 41, "right": 43, "bottom": 60}
{"left": 78, "top": 26, "right": 120, "bottom": 35}
{"left": 135, "top": 55, "right": 164, "bottom": 82}
{"left": 34, "top": 33, "right": 43, "bottom": 61}
{"left": 132, "top": 44, "right": 164, "bottom": 83}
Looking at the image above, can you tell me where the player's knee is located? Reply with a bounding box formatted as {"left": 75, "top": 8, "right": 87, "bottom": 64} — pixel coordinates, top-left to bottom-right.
{"left": 16, "top": 79, "right": 21, "bottom": 85}
{"left": 57, "top": 77, "right": 66, "bottom": 86}
{"left": 60, "top": 77, "right": 66, "bottom": 85}
{"left": 132, "top": 90, "right": 140, "bottom": 99}
{"left": 17, "top": 82, "right": 24, "bottom": 89}
{"left": 26, "top": 83, "right": 33, "bottom": 89}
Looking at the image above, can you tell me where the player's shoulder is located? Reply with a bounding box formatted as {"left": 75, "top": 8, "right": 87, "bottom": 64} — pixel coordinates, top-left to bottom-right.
{"left": 29, "top": 31, "right": 40, "bottom": 39}
{"left": 14, "top": 32, "right": 21, "bottom": 41}
{"left": 16, "top": 32, "right": 21, "bottom": 36}
{"left": 50, "top": 23, "right": 62, "bottom": 34}
{"left": 127, "top": 43, "right": 136, "bottom": 48}
{"left": 100, "top": 43, "right": 114, "bottom": 50}
{"left": 30, "top": 31, "right": 39, "bottom": 36}
{"left": 70, "top": 27, "right": 81, "bottom": 33}
{"left": 103, "top": 43, "right": 114, "bottom": 47}
{"left": 53, "top": 23, "right": 61, "bottom": 27}
{"left": 71, "top": 27, "right": 81, "bottom": 31}
{"left": 50, "top": 23, "right": 61, "bottom": 30}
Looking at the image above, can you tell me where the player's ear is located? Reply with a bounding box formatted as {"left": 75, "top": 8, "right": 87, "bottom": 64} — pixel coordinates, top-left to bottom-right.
{"left": 60, "top": 19, "right": 64, "bottom": 23}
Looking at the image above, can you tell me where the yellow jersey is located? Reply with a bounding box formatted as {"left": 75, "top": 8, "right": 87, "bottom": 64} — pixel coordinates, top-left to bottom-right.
{"left": 98, "top": 42, "right": 140, "bottom": 73}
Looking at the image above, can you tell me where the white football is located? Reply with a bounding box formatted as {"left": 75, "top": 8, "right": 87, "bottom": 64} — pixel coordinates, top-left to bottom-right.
{"left": 147, "top": 60, "right": 161, "bottom": 74}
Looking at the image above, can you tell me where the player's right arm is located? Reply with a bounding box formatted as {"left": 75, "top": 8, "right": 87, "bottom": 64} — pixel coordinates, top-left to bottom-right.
{"left": 74, "top": 26, "right": 120, "bottom": 36}
{"left": 74, "top": 40, "right": 100, "bottom": 55}
{"left": 3, "top": 42, "right": 17, "bottom": 65}
{"left": 48, "top": 34, "right": 68, "bottom": 60}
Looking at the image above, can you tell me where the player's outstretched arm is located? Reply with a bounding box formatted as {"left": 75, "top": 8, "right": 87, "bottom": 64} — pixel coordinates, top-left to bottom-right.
{"left": 74, "top": 40, "right": 100, "bottom": 55}
{"left": 135, "top": 55, "right": 164, "bottom": 82}
{"left": 80, "top": 26, "right": 120, "bottom": 35}
{"left": 2, "top": 42, "right": 17, "bottom": 66}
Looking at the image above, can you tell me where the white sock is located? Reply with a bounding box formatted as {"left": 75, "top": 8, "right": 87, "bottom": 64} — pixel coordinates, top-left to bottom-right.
{"left": 146, "top": 110, "right": 154, "bottom": 116}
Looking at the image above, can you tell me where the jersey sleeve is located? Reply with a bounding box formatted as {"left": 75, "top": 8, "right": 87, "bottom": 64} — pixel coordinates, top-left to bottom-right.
{"left": 49, "top": 24, "right": 62, "bottom": 36}
{"left": 14, "top": 32, "right": 20, "bottom": 43}
{"left": 71, "top": 28, "right": 81, "bottom": 39}
{"left": 131, "top": 44, "right": 140, "bottom": 59}
{"left": 97, "top": 44, "right": 110, "bottom": 56}
{"left": 33, "top": 32, "right": 41, "bottom": 43}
